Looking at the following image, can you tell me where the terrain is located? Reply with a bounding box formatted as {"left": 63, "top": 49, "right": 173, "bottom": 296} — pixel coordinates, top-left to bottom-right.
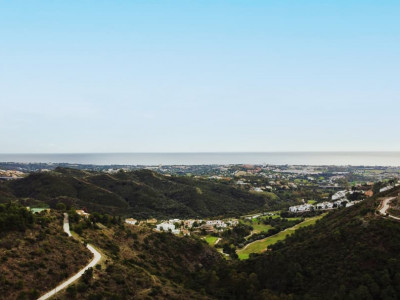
{"left": 0, "top": 204, "right": 223, "bottom": 300}
{"left": 0, "top": 204, "right": 91, "bottom": 299}
{"left": 2, "top": 168, "right": 400, "bottom": 299}
{"left": 63, "top": 219, "right": 221, "bottom": 299}
{"left": 0, "top": 168, "right": 278, "bottom": 219}
{"left": 196, "top": 186, "right": 400, "bottom": 299}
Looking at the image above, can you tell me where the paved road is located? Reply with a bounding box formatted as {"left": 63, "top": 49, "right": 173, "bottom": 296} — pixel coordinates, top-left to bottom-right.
{"left": 37, "top": 214, "right": 102, "bottom": 300}
{"left": 378, "top": 197, "right": 400, "bottom": 221}
{"left": 63, "top": 213, "right": 72, "bottom": 237}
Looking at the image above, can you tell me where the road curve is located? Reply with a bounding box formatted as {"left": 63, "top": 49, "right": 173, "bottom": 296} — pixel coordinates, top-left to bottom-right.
{"left": 37, "top": 213, "right": 102, "bottom": 300}
{"left": 378, "top": 197, "right": 400, "bottom": 221}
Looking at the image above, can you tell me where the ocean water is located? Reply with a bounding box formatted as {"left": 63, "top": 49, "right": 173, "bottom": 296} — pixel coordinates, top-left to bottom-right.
{"left": 0, "top": 152, "right": 399, "bottom": 166}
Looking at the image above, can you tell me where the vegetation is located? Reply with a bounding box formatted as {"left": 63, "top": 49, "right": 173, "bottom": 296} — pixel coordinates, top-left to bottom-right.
{"left": 61, "top": 221, "right": 221, "bottom": 299}
{"left": 204, "top": 235, "right": 219, "bottom": 246}
{"left": 388, "top": 196, "right": 400, "bottom": 217}
{"left": 190, "top": 187, "right": 400, "bottom": 299}
{"left": 0, "top": 168, "right": 285, "bottom": 219}
{"left": 3, "top": 170, "right": 400, "bottom": 299}
{"left": 0, "top": 203, "right": 35, "bottom": 233}
{"left": 237, "top": 214, "right": 325, "bottom": 259}
{"left": 0, "top": 206, "right": 91, "bottom": 299}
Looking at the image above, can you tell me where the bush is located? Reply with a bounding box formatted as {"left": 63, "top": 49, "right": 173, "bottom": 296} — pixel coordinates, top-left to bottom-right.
{"left": 82, "top": 267, "right": 93, "bottom": 284}
{"left": 76, "top": 282, "right": 88, "bottom": 293}
{"left": 66, "top": 285, "right": 77, "bottom": 298}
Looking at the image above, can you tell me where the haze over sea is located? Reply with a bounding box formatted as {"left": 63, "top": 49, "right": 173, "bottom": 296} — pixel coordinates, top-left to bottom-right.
{"left": 0, "top": 152, "right": 399, "bottom": 166}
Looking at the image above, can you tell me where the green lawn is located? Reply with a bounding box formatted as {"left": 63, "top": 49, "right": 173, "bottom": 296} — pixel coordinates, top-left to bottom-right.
{"left": 248, "top": 213, "right": 281, "bottom": 223}
{"left": 307, "top": 200, "right": 317, "bottom": 204}
{"left": 287, "top": 217, "right": 303, "bottom": 221}
{"left": 204, "top": 236, "right": 219, "bottom": 246}
{"left": 237, "top": 214, "right": 326, "bottom": 259}
{"left": 251, "top": 223, "right": 272, "bottom": 233}
{"left": 242, "top": 213, "right": 300, "bottom": 236}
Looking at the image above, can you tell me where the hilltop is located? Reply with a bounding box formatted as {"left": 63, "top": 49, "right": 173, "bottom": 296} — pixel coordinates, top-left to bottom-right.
{"left": 0, "top": 167, "right": 278, "bottom": 219}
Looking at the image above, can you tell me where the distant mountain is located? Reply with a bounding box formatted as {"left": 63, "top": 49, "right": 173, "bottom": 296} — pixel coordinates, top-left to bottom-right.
{"left": 0, "top": 167, "right": 277, "bottom": 219}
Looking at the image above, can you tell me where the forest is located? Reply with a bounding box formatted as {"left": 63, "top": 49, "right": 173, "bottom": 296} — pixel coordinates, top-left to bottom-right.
{"left": 0, "top": 168, "right": 283, "bottom": 219}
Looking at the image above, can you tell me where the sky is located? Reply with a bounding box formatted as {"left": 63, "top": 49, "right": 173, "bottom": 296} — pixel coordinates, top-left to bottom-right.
{"left": 1, "top": 1, "right": 399, "bottom": 153}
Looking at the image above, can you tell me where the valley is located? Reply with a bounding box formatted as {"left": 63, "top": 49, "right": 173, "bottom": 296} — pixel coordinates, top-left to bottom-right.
{"left": 1, "top": 165, "right": 400, "bottom": 299}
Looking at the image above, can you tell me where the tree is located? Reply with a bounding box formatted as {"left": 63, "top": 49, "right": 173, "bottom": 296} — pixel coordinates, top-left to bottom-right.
{"left": 82, "top": 267, "right": 93, "bottom": 284}
{"left": 56, "top": 202, "right": 66, "bottom": 211}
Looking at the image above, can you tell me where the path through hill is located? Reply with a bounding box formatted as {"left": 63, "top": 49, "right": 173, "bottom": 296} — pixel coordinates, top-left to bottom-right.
{"left": 378, "top": 197, "right": 400, "bottom": 221}
{"left": 37, "top": 213, "right": 102, "bottom": 300}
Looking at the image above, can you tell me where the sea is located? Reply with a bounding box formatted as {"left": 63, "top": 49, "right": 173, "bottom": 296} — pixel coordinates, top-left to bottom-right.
{"left": 0, "top": 152, "right": 399, "bottom": 166}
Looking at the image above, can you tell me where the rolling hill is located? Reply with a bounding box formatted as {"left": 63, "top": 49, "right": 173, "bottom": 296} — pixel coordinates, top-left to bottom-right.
{"left": 0, "top": 167, "right": 277, "bottom": 219}
{"left": 3, "top": 168, "right": 400, "bottom": 299}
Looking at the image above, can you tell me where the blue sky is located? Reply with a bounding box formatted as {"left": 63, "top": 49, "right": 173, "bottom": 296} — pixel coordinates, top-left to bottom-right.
{"left": 1, "top": 1, "right": 399, "bottom": 153}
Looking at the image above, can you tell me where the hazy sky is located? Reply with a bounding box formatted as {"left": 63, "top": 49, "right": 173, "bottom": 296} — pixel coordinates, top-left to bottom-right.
{"left": 1, "top": 1, "right": 399, "bottom": 153}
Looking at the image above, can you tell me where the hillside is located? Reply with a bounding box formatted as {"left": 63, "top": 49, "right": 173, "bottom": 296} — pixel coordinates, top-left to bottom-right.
{"left": 0, "top": 205, "right": 91, "bottom": 299}
{"left": 0, "top": 168, "right": 277, "bottom": 219}
{"left": 193, "top": 186, "right": 400, "bottom": 299}
{"left": 57, "top": 220, "right": 222, "bottom": 299}
{"left": 0, "top": 204, "right": 222, "bottom": 300}
{"left": 5, "top": 167, "right": 400, "bottom": 299}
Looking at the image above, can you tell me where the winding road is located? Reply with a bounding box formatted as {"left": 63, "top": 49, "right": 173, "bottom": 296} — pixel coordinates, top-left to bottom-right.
{"left": 378, "top": 197, "right": 400, "bottom": 221}
{"left": 37, "top": 213, "right": 102, "bottom": 300}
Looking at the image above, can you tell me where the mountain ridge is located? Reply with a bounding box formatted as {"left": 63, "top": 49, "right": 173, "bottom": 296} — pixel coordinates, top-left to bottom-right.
{"left": 0, "top": 167, "right": 278, "bottom": 219}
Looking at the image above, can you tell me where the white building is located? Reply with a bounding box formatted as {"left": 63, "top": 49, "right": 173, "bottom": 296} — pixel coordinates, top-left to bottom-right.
{"left": 206, "top": 220, "right": 227, "bottom": 228}
{"left": 332, "top": 190, "right": 347, "bottom": 201}
{"left": 76, "top": 210, "right": 90, "bottom": 218}
{"left": 289, "top": 204, "right": 313, "bottom": 213}
{"left": 380, "top": 185, "right": 394, "bottom": 193}
{"left": 125, "top": 218, "right": 137, "bottom": 225}
{"left": 315, "top": 202, "right": 333, "bottom": 210}
{"left": 156, "top": 223, "right": 174, "bottom": 231}
{"left": 226, "top": 219, "right": 239, "bottom": 226}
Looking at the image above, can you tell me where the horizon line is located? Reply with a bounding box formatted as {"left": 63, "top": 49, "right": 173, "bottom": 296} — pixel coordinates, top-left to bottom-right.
{"left": 1, "top": 151, "right": 400, "bottom": 155}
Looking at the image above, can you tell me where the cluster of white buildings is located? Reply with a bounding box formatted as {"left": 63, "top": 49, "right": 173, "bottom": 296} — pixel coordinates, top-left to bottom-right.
{"left": 156, "top": 221, "right": 181, "bottom": 234}
{"left": 156, "top": 220, "right": 181, "bottom": 234}
{"left": 206, "top": 219, "right": 238, "bottom": 227}
{"left": 289, "top": 200, "right": 355, "bottom": 213}
{"left": 153, "top": 218, "right": 239, "bottom": 235}
{"left": 289, "top": 204, "right": 313, "bottom": 213}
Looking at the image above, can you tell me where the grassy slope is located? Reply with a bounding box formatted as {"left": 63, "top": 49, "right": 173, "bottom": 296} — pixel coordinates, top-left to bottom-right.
{"left": 251, "top": 223, "right": 273, "bottom": 234}
{"left": 204, "top": 236, "right": 219, "bottom": 246}
{"left": 237, "top": 214, "right": 325, "bottom": 259}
